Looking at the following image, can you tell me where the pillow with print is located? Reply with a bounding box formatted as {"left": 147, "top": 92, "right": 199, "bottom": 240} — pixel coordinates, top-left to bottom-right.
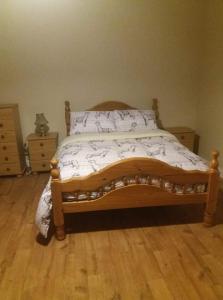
{"left": 70, "top": 111, "right": 116, "bottom": 135}
{"left": 113, "top": 109, "right": 157, "bottom": 132}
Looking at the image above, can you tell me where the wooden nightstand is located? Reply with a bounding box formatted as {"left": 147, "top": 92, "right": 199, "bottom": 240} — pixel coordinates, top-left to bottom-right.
{"left": 165, "top": 127, "right": 196, "bottom": 152}
{"left": 27, "top": 132, "right": 58, "bottom": 173}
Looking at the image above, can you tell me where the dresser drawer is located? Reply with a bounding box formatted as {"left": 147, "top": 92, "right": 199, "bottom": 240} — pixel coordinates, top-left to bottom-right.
{"left": 29, "top": 139, "right": 57, "bottom": 152}
{"left": 0, "top": 163, "right": 21, "bottom": 175}
{"left": 0, "top": 153, "right": 20, "bottom": 164}
{"left": 0, "top": 142, "right": 18, "bottom": 154}
{"left": 0, "top": 108, "right": 13, "bottom": 120}
{"left": 0, "top": 131, "right": 17, "bottom": 143}
{"left": 29, "top": 149, "right": 56, "bottom": 161}
{"left": 30, "top": 160, "right": 51, "bottom": 172}
{"left": 0, "top": 119, "right": 15, "bottom": 131}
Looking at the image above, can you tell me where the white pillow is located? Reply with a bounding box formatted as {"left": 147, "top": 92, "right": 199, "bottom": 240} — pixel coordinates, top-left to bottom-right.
{"left": 70, "top": 111, "right": 116, "bottom": 135}
{"left": 113, "top": 109, "right": 157, "bottom": 132}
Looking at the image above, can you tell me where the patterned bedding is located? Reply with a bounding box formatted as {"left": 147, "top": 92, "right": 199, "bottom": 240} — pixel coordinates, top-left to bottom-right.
{"left": 35, "top": 130, "right": 208, "bottom": 238}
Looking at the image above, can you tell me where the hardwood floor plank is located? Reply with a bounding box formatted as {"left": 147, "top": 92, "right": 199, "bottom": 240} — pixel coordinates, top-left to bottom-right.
{"left": 154, "top": 249, "right": 201, "bottom": 299}
{"left": 0, "top": 174, "right": 223, "bottom": 300}
{"left": 148, "top": 278, "right": 173, "bottom": 300}
{"left": 164, "top": 225, "right": 219, "bottom": 299}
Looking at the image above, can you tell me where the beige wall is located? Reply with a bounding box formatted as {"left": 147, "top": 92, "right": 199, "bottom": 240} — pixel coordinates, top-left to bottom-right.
{"left": 0, "top": 0, "right": 204, "bottom": 141}
{"left": 196, "top": 0, "right": 223, "bottom": 167}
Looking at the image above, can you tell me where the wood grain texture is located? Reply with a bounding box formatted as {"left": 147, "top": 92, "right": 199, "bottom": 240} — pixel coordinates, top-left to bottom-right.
{"left": 0, "top": 104, "right": 26, "bottom": 176}
{"left": 62, "top": 185, "right": 206, "bottom": 213}
{"left": 57, "top": 157, "right": 210, "bottom": 191}
{"left": 65, "top": 100, "right": 71, "bottom": 136}
{"left": 27, "top": 132, "right": 58, "bottom": 173}
{"left": 51, "top": 153, "right": 219, "bottom": 240}
{"left": 89, "top": 100, "right": 135, "bottom": 111}
{"left": 0, "top": 174, "right": 223, "bottom": 299}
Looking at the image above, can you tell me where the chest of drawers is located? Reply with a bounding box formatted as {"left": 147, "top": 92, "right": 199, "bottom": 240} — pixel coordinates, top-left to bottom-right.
{"left": 27, "top": 132, "right": 58, "bottom": 173}
{"left": 0, "top": 104, "right": 26, "bottom": 176}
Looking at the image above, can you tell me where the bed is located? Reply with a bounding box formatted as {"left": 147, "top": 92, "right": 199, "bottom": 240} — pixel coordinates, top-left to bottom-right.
{"left": 36, "top": 99, "right": 220, "bottom": 240}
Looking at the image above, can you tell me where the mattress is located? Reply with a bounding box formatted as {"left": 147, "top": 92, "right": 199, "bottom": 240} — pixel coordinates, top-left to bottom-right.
{"left": 35, "top": 129, "right": 208, "bottom": 237}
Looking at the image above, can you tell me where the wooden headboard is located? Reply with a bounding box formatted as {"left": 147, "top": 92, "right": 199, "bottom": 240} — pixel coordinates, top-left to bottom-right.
{"left": 65, "top": 99, "right": 162, "bottom": 136}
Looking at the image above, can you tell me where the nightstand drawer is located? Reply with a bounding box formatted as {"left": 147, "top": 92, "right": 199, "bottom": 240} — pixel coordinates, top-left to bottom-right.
{"left": 174, "top": 132, "right": 194, "bottom": 150}
{"left": 0, "top": 142, "right": 18, "bottom": 153}
{"left": 165, "top": 127, "right": 196, "bottom": 152}
{"left": 0, "top": 119, "right": 15, "bottom": 131}
{"left": 30, "top": 160, "right": 51, "bottom": 172}
{"left": 0, "top": 163, "right": 21, "bottom": 175}
{"left": 0, "top": 153, "right": 19, "bottom": 164}
{"left": 0, "top": 108, "right": 13, "bottom": 120}
{"left": 29, "top": 149, "right": 56, "bottom": 161}
{"left": 29, "top": 139, "right": 57, "bottom": 152}
{"left": 0, "top": 131, "right": 17, "bottom": 143}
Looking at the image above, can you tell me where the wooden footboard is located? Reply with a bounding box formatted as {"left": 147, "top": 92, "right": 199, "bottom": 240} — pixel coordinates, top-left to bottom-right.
{"left": 50, "top": 152, "right": 219, "bottom": 240}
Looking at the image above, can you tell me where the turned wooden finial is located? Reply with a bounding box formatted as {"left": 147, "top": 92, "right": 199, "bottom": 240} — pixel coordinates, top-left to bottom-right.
{"left": 210, "top": 150, "right": 219, "bottom": 171}
{"left": 152, "top": 98, "right": 163, "bottom": 129}
{"left": 51, "top": 159, "right": 60, "bottom": 180}
{"left": 65, "top": 100, "right": 71, "bottom": 136}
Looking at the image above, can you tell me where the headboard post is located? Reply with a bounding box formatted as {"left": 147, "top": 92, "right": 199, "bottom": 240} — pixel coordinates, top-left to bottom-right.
{"left": 65, "top": 101, "right": 71, "bottom": 136}
{"left": 152, "top": 98, "right": 163, "bottom": 129}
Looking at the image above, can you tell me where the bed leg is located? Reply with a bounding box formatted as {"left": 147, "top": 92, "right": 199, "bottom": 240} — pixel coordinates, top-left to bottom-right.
{"left": 55, "top": 225, "right": 66, "bottom": 240}
{"left": 204, "top": 212, "right": 215, "bottom": 227}
{"left": 51, "top": 159, "right": 66, "bottom": 240}
{"left": 204, "top": 150, "right": 219, "bottom": 227}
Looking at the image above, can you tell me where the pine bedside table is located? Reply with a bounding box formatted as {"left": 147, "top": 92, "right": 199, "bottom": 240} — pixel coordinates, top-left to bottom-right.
{"left": 27, "top": 132, "right": 58, "bottom": 173}
{"left": 165, "top": 127, "right": 196, "bottom": 153}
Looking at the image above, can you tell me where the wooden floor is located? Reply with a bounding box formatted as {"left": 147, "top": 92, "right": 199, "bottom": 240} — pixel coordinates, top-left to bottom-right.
{"left": 0, "top": 174, "right": 223, "bottom": 300}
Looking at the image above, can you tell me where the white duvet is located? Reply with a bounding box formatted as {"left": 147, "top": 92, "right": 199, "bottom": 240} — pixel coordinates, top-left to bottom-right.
{"left": 35, "top": 130, "right": 208, "bottom": 238}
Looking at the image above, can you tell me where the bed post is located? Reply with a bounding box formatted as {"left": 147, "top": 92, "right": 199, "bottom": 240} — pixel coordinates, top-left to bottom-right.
{"left": 204, "top": 150, "right": 220, "bottom": 226}
{"left": 65, "top": 100, "right": 71, "bottom": 136}
{"left": 51, "top": 159, "right": 65, "bottom": 240}
{"left": 152, "top": 98, "right": 163, "bottom": 129}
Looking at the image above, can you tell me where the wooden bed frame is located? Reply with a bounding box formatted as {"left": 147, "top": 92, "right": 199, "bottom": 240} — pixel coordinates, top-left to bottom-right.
{"left": 50, "top": 99, "right": 219, "bottom": 240}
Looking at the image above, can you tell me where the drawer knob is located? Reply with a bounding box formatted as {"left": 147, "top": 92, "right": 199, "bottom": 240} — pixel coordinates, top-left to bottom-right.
{"left": 2, "top": 146, "right": 7, "bottom": 150}
{"left": 41, "top": 153, "right": 45, "bottom": 157}
{"left": 6, "top": 167, "right": 10, "bottom": 171}
{"left": 40, "top": 143, "right": 44, "bottom": 147}
{"left": 4, "top": 157, "right": 9, "bottom": 161}
{"left": 180, "top": 135, "right": 185, "bottom": 140}
{"left": 1, "top": 135, "right": 5, "bottom": 139}
{"left": 42, "top": 163, "right": 46, "bottom": 167}
{"left": 0, "top": 123, "right": 3, "bottom": 128}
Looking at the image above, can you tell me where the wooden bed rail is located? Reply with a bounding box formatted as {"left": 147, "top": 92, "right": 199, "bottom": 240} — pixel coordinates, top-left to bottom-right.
{"left": 52, "top": 158, "right": 210, "bottom": 191}
{"left": 50, "top": 151, "right": 220, "bottom": 241}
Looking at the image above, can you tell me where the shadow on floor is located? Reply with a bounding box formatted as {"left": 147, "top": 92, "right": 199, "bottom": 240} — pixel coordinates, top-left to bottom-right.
{"left": 36, "top": 190, "right": 223, "bottom": 245}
